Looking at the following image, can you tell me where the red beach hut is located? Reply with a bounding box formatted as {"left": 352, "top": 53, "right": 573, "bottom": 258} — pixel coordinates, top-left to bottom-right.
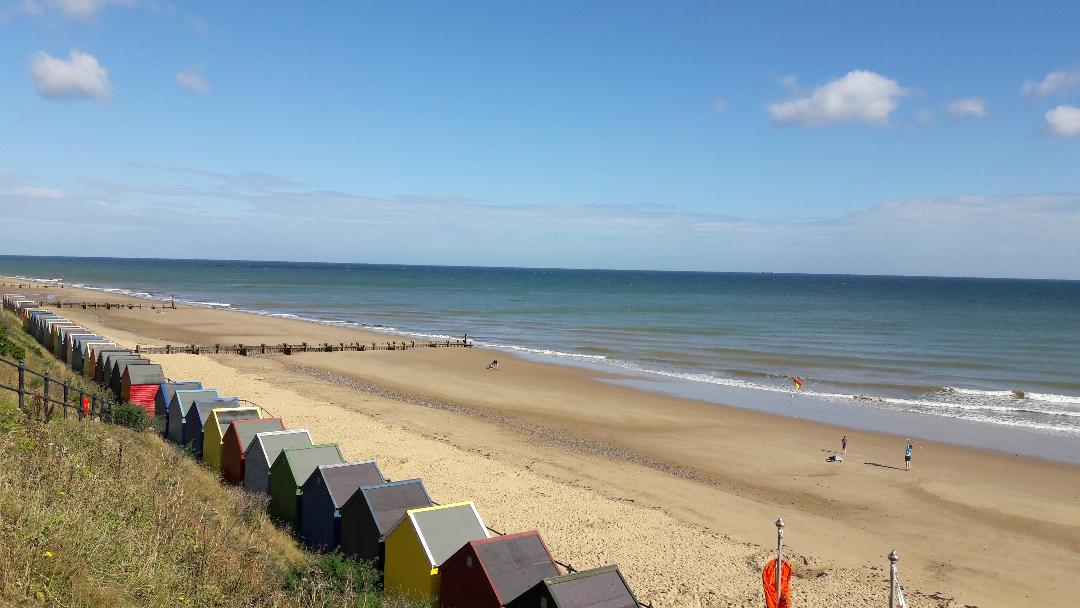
{"left": 221, "top": 418, "right": 286, "bottom": 485}
{"left": 439, "top": 530, "right": 560, "bottom": 608}
{"left": 120, "top": 364, "right": 166, "bottom": 413}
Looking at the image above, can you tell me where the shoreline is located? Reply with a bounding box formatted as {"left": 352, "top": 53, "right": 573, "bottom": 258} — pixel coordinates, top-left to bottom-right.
{"left": 7, "top": 274, "right": 1079, "bottom": 463}
{"left": 5, "top": 277, "right": 1079, "bottom": 607}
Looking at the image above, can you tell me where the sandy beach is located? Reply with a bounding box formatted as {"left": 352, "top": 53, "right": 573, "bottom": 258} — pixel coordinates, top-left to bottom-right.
{"left": 7, "top": 279, "right": 1078, "bottom": 608}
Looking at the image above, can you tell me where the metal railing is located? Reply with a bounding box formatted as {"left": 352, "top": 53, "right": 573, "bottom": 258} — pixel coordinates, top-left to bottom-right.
{"left": 0, "top": 355, "right": 119, "bottom": 423}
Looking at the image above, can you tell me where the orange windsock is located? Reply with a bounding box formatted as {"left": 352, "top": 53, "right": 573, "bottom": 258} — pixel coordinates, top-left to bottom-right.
{"left": 762, "top": 558, "right": 792, "bottom": 608}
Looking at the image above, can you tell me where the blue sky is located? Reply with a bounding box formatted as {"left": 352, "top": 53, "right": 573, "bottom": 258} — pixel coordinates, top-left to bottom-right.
{"left": 1, "top": 1, "right": 1079, "bottom": 278}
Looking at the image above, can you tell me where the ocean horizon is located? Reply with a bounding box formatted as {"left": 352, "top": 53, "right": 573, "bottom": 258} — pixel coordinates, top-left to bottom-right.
{"left": 3, "top": 254, "right": 1079, "bottom": 444}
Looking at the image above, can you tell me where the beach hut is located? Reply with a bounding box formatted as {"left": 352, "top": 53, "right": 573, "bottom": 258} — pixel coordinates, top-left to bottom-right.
{"left": 299, "top": 460, "right": 386, "bottom": 552}
{"left": 268, "top": 444, "right": 345, "bottom": 531}
{"left": 439, "top": 531, "right": 560, "bottom": 608}
{"left": 243, "top": 430, "right": 313, "bottom": 495}
{"left": 183, "top": 398, "right": 241, "bottom": 458}
{"left": 340, "top": 478, "right": 433, "bottom": 567}
{"left": 45, "top": 320, "right": 76, "bottom": 350}
{"left": 88, "top": 346, "right": 124, "bottom": 380}
{"left": 49, "top": 323, "right": 79, "bottom": 354}
{"left": 202, "top": 407, "right": 262, "bottom": 473}
{"left": 221, "top": 418, "right": 285, "bottom": 485}
{"left": 32, "top": 313, "right": 61, "bottom": 342}
{"left": 70, "top": 336, "right": 107, "bottom": 372}
{"left": 155, "top": 381, "right": 203, "bottom": 435}
{"left": 505, "top": 565, "right": 639, "bottom": 608}
{"left": 96, "top": 350, "right": 133, "bottom": 383}
{"left": 383, "top": 502, "right": 489, "bottom": 602}
{"left": 120, "top": 364, "right": 165, "bottom": 413}
{"left": 111, "top": 358, "right": 151, "bottom": 396}
{"left": 59, "top": 328, "right": 93, "bottom": 361}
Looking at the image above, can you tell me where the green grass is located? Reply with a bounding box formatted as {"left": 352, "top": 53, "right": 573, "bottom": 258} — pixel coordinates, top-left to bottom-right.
{"left": 0, "top": 309, "right": 428, "bottom": 607}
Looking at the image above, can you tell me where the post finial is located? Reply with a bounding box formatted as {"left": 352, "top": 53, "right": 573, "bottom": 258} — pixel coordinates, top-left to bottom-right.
{"left": 775, "top": 517, "right": 784, "bottom": 530}
{"left": 888, "top": 549, "right": 899, "bottom": 563}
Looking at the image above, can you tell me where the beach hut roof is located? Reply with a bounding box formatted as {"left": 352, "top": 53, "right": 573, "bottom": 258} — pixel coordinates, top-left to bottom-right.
{"left": 115, "top": 358, "right": 151, "bottom": 376}
{"left": 534, "top": 565, "right": 638, "bottom": 608}
{"left": 160, "top": 382, "right": 202, "bottom": 405}
{"left": 193, "top": 398, "right": 242, "bottom": 424}
{"left": 309, "top": 461, "right": 385, "bottom": 509}
{"left": 279, "top": 444, "right": 346, "bottom": 486}
{"left": 208, "top": 407, "right": 260, "bottom": 432}
{"left": 344, "top": 478, "right": 432, "bottom": 539}
{"left": 400, "top": 502, "right": 489, "bottom": 567}
{"left": 455, "top": 531, "right": 560, "bottom": 605}
{"left": 249, "top": 429, "right": 313, "bottom": 465}
{"left": 172, "top": 389, "right": 220, "bottom": 416}
{"left": 230, "top": 419, "right": 287, "bottom": 451}
{"left": 124, "top": 364, "right": 165, "bottom": 385}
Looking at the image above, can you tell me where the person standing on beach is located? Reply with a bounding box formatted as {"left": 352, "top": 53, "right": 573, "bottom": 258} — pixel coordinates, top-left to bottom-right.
{"left": 841, "top": 435, "right": 848, "bottom": 455}
{"left": 904, "top": 439, "right": 913, "bottom": 471}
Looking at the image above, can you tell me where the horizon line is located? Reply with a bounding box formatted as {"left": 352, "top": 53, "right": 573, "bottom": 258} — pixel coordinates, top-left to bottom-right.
{"left": 2, "top": 252, "right": 1080, "bottom": 282}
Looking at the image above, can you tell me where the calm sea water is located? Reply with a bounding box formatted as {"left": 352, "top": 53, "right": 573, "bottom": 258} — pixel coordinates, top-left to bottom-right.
{"left": 3, "top": 255, "right": 1079, "bottom": 438}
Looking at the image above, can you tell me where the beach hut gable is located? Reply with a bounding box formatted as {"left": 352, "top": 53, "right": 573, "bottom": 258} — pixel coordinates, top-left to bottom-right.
{"left": 339, "top": 478, "right": 432, "bottom": 564}
{"left": 112, "top": 359, "right": 151, "bottom": 396}
{"left": 299, "top": 460, "right": 385, "bottom": 552}
{"left": 439, "top": 530, "right": 560, "bottom": 608}
{"left": 221, "top": 418, "right": 285, "bottom": 485}
{"left": 202, "top": 407, "right": 261, "bottom": 473}
{"left": 505, "top": 565, "right": 639, "bottom": 608}
{"left": 242, "top": 429, "right": 313, "bottom": 494}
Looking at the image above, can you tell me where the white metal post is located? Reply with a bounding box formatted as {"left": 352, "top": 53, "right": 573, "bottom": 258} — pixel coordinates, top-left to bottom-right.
{"left": 775, "top": 518, "right": 785, "bottom": 604}
{"left": 888, "top": 549, "right": 899, "bottom": 608}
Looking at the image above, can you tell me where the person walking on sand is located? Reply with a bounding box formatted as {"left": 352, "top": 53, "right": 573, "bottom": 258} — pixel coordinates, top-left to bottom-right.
{"left": 841, "top": 435, "right": 848, "bottom": 455}
{"left": 904, "top": 439, "right": 913, "bottom": 471}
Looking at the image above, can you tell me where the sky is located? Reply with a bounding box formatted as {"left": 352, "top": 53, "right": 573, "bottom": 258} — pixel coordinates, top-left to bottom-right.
{"left": 1, "top": 1, "right": 1079, "bottom": 278}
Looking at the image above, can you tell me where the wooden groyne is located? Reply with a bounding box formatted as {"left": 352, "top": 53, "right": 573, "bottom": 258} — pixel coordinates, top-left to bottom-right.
{"left": 135, "top": 339, "right": 471, "bottom": 356}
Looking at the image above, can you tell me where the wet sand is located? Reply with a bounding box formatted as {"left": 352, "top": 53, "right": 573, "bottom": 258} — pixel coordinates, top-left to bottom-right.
{"left": 6, "top": 279, "right": 1078, "bottom": 607}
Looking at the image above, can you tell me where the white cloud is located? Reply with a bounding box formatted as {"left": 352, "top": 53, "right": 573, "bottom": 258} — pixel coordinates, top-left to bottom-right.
{"left": 28, "top": 50, "right": 112, "bottom": 100}
{"left": 19, "top": 0, "right": 137, "bottom": 22}
{"left": 1022, "top": 69, "right": 1080, "bottom": 98}
{"left": 947, "top": 97, "right": 988, "bottom": 120}
{"left": 1045, "top": 105, "right": 1080, "bottom": 138}
{"left": 175, "top": 66, "right": 209, "bottom": 94}
{"left": 768, "top": 70, "right": 908, "bottom": 127}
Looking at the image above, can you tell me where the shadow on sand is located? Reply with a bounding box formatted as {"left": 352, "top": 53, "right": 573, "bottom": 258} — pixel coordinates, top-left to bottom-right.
{"left": 864, "top": 461, "right": 905, "bottom": 471}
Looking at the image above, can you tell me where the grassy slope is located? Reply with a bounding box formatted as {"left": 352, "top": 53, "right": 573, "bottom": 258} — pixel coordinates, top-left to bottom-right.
{"left": 0, "top": 311, "right": 424, "bottom": 607}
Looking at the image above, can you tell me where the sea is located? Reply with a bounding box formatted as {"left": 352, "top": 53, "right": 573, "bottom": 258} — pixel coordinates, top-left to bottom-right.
{"left": 3, "top": 255, "right": 1079, "bottom": 459}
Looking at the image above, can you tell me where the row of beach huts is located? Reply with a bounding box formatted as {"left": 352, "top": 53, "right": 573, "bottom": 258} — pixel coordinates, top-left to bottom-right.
{"left": 3, "top": 294, "right": 643, "bottom": 608}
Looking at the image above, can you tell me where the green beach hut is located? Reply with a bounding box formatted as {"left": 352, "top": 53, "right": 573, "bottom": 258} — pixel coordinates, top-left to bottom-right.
{"left": 268, "top": 443, "right": 345, "bottom": 532}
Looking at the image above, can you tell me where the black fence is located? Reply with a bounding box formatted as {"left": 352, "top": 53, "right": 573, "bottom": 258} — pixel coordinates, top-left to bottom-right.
{"left": 0, "top": 355, "right": 119, "bottom": 423}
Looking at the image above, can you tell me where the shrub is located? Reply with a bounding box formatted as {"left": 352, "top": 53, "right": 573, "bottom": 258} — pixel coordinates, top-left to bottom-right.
{"left": 0, "top": 323, "right": 25, "bottom": 361}
{"left": 110, "top": 402, "right": 153, "bottom": 432}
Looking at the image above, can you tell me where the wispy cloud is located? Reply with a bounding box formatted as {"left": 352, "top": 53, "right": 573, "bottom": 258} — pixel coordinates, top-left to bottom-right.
{"left": 1045, "top": 105, "right": 1080, "bottom": 138}
{"left": 19, "top": 0, "right": 137, "bottom": 22}
{"left": 28, "top": 50, "right": 111, "bottom": 101}
{"left": 175, "top": 66, "right": 209, "bottom": 93}
{"left": 768, "top": 70, "right": 909, "bottom": 128}
{"left": 947, "top": 98, "right": 988, "bottom": 120}
{"left": 3, "top": 165, "right": 1078, "bottom": 277}
{"left": 1022, "top": 68, "right": 1080, "bottom": 98}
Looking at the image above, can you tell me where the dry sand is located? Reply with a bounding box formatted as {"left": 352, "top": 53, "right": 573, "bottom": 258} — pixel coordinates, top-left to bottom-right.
{"left": 7, "top": 280, "right": 1079, "bottom": 608}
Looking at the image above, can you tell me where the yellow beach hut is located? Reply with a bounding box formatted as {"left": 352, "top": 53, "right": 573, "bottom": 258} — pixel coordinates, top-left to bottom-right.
{"left": 202, "top": 407, "right": 262, "bottom": 473}
{"left": 383, "top": 501, "right": 488, "bottom": 603}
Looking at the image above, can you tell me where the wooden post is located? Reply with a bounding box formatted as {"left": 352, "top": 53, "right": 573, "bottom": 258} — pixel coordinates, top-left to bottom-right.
{"left": 261, "top": 344, "right": 266, "bottom": 355}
